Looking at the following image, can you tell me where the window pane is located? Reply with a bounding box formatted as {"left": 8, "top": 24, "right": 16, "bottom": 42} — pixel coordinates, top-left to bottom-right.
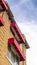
{"left": 7, "top": 45, "right": 18, "bottom": 65}
{"left": 11, "top": 51, "right": 15, "bottom": 63}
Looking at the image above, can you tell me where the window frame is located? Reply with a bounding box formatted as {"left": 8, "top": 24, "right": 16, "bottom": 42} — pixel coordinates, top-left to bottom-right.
{"left": 7, "top": 44, "right": 19, "bottom": 65}
{"left": 8, "top": 38, "right": 25, "bottom": 61}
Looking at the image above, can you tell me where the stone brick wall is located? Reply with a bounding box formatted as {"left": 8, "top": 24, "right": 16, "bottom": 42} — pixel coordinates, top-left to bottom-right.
{"left": 0, "top": 11, "right": 26, "bottom": 65}
{"left": 0, "top": 11, "right": 13, "bottom": 65}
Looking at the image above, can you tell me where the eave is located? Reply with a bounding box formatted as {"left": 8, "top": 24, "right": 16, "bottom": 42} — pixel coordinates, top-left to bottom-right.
{"left": 8, "top": 38, "right": 25, "bottom": 61}
{"left": 25, "top": 40, "right": 30, "bottom": 49}
{"left": 5, "top": 2, "right": 14, "bottom": 22}
{"left": 22, "top": 34, "right": 30, "bottom": 49}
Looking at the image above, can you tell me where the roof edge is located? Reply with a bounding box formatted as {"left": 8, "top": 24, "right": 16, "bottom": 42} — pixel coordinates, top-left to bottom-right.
{"left": 22, "top": 34, "right": 30, "bottom": 49}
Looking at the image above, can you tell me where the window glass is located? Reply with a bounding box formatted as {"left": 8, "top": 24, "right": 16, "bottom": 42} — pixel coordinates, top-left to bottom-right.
{"left": 7, "top": 45, "right": 18, "bottom": 65}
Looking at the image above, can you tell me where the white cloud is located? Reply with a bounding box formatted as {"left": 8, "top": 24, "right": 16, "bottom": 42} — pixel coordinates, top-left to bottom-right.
{"left": 17, "top": 22, "right": 37, "bottom": 65}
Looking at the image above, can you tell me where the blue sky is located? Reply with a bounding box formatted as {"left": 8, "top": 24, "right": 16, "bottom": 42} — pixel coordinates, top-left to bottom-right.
{"left": 5, "top": 0, "right": 37, "bottom": 65}
{"left": 5, "top": 0, "right": 37, "bottom": 24}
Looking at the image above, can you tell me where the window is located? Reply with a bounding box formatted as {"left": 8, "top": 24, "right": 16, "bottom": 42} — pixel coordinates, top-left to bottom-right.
{"left": 10, "top": 22, "right": 25, "bottom": 43}
{"left": 8, "top": 38, "right": 25, "bottom": 61}
{"left": 7, "top": 45, "right": 18, "bottom": 65}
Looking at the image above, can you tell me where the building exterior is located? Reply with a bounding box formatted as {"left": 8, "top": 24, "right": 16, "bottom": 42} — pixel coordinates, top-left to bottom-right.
{"left": 0, "top": 0, "right": 30, "bottom": 65}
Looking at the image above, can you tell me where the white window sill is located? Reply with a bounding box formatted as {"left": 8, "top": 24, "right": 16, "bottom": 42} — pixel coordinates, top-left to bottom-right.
{"left": 6, "top": 56, "right": 13, "bottom": 65}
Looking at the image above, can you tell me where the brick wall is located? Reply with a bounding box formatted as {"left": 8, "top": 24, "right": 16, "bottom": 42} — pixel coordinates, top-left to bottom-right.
{"left": 0, "top": 11, "right": 13, "bottom": 65}
{"left": 0, "top": 11, "right": 26, "bottom": 65}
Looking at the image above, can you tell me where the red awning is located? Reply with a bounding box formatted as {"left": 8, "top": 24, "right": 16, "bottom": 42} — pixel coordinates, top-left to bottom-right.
{"left": 8, "top": 38, "right": 25, "bottom": 61}
{"left": 0, "top": 16, "right": 4, "bottom": 26}
{"left": 0, "top": 0, "right": 8, "bottom": 11}
{"left": 10, "top": 22, "right": 25, "bottom": 43}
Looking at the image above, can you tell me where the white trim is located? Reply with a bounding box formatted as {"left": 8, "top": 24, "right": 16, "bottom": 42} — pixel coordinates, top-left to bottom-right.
{"left": 6, "top": 56, "right": 13, "bottom": 65}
